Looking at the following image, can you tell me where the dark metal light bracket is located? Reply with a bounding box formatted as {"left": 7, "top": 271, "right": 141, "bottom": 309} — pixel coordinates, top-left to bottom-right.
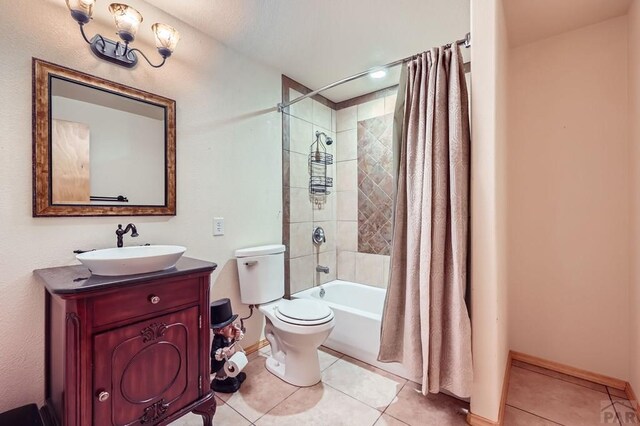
{"left": 88, "top": 34, "right": 138, "bottom": 68}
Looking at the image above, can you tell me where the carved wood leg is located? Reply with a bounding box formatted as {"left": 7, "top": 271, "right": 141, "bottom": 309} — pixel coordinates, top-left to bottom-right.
{"left": 192, "top": 395, "right": 216, "bottom": 426}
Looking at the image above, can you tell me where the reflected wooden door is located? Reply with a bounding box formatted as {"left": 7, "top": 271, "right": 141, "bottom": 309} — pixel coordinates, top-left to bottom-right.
{"left": 51, "top": 119, "right": 90, "bottom": 204}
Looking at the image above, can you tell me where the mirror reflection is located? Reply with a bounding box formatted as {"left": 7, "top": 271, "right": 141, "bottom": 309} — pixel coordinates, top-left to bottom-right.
{"left": 50, "top": 77, "right": 166, "bottom": 206}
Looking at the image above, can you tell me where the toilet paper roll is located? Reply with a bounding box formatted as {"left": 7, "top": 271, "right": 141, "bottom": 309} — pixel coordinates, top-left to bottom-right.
{"left": 224, "top": 351, "right": 248, "bottom": 378}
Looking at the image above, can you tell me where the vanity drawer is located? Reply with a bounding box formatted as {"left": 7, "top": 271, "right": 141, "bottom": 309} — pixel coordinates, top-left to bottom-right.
{"left": 90, "top": 278, "right": 200, "bottom": 328}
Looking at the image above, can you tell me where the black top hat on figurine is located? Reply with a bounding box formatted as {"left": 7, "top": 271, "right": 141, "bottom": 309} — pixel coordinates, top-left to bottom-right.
{"left": 210, "top": 298, "right": 238, "bottom": 329}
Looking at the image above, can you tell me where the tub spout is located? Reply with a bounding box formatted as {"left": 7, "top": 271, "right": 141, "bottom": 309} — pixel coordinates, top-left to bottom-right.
{"left": 316, "top": 265, "right": 330, "bottom": 274}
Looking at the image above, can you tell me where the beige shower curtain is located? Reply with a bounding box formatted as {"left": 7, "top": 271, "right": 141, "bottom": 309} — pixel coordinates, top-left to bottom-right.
{"left": 378, "top": 45, "right": 472, "bottom": 398}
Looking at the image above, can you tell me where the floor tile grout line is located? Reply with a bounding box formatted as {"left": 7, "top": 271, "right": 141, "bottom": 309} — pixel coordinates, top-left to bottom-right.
{"left": 321, "top": 379, "right": 400, "bottom": 414}
{"left": 609, "top": 392, "right": 640, "bottom": 423}
{"left": 382, "top": 380, "right": 409, "bottom": 424}
{"left": 251, "top": 373, "right": 391, "bottom": 425}
{"left": 227, "top": 351, "right": 358, "bottom": 423}
{"left": 321, "top": 355, "right": 408, "bottom": 412}
{"left": 222, "top": 398, "right": 255, "bottom": 426}
{"left": 370, "top": 411, "right": 384, "bottom": 426}
{"left": 606, "top": 386, "right": 624, "bottom": 426}
{"left": 381, "top": 384, "right": 407, "bottom": 415}
{"left": 504, "top": 404, "right": 565, "bottom": 425}
{"left": 379, "top": 380, "right": 409, "bottom": 415}
{"left": 380, "top": 408, "right": 411, "bottom": 425}
{"left": 218, "top": 358, "right": 300, "bottom": 424}
{"left": 512, "top": 364, "right": 610, "bottom": 395}
{"left": 251, "top": 384, "right": 303, "bottom": 423}
{"left": 336, "top": 352, "right": 409, "bottom": 385}
{"left": 214, "top": 396, "right": 253, "bottom": 425}
{"left": 319, "top": 352, "right": 343, "bottom": 372}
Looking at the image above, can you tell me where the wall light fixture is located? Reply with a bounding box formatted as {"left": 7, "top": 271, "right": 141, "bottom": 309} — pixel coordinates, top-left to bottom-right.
{"left": 65, "top": 0, "right": 180, "bottom": 68}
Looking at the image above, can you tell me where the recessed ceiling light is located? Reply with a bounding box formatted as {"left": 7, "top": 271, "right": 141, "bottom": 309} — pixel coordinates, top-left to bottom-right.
{"left": 370, "top": 70, "right": 387, "bottom": 79}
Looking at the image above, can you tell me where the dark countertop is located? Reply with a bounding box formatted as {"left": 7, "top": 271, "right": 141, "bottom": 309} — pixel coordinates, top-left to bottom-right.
{"left": 34, "top": 256, "right": 217, "bottom": 295}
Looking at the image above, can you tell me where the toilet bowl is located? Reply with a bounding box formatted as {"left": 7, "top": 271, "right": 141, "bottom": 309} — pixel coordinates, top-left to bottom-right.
{"left": 259, "top": 298, "right": 335, "bottom": 386}
{"left": 235, "top": 244, "right": 335, "bottom": 387}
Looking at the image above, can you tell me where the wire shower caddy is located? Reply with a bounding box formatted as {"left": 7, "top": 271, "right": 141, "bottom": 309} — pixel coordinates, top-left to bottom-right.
{"left": 308, "top": 131, "right": 333, "bottom": 207}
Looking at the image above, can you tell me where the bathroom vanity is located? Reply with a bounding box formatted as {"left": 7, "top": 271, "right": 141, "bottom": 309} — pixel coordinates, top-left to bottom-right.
{"left": 34, "top": 257, "right": 217, "bottom": 426}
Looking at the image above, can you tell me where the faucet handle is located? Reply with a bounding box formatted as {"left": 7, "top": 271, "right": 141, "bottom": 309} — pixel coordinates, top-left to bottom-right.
{"left": 312, "top": 226, "right": 326, "bottom": 245}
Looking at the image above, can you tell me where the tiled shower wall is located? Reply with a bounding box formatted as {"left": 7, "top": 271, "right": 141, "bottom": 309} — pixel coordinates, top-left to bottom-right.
{"left": 284, "top": 86, "right": 337, "bottom": 296}
{"left": 357, "top": 114, "right": 394, "bottom": 255}
{"left": 283, "top": 76, "right": 398, "bottom": 294}
{"left": 335, "top": 92, "right": 397, "bottom": 288}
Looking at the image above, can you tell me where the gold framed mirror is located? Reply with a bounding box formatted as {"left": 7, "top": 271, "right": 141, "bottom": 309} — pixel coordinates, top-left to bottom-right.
{"left": 32, "top": 58, "right": 176, "bottom": 216}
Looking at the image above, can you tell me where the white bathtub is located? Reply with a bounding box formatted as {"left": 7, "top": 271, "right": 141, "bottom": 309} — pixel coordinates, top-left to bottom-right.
{"left": 294, "top": 280, "right": 420, "bottom": 382}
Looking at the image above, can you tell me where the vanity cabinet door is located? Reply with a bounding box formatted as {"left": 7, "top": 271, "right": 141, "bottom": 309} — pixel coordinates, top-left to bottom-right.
{"left": 92, "top": 306, "right": 200, "bottom": 426}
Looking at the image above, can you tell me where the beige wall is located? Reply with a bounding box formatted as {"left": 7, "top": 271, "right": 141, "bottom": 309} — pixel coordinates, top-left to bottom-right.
{"left": 472, "top": 2, "right": 635, "bottom": 420}
{"left": 628, "top": 0, "right": 640, "bottom": 395}
{"left": 507, "top": 16, "right": 630, "bottom": 379}
{"left": 468, "top": 0, "right": 510, "bottom": 421}
{"left": 0, "top": 0, "right": 282, "bottom": 411}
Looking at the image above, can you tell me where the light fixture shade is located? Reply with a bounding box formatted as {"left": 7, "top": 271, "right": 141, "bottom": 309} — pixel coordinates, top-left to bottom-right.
{"left": 109, "top": 3, "right": 143, "bottom": 43}
{"left": 66, "top": 0, "right": 96, "bottom": 24}
{"left": 152, "top": 23, "right": 180, "bottom": 58}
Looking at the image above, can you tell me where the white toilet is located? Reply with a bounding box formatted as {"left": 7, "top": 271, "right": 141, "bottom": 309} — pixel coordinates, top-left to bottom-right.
{"left": 235, "top": 244, "right": 335, "bottom": 387}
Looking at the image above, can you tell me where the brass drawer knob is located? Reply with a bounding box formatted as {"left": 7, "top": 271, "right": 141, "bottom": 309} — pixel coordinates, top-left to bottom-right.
{"left": 97, "top": 390, "right": 110, "bottom": 402}
{"left": 149, "top": 295, "right": 160, "bottom": 304}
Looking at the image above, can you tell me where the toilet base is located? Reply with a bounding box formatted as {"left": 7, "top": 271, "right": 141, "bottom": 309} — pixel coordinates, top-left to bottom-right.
{"left": 265, "top": 356, "right": 286, "bottom": 382}
{"left": 258, "top": 300, "right": 335, "bottom": 387}
{"left": 264, "top": 351, "right": 322, "bottom": 387}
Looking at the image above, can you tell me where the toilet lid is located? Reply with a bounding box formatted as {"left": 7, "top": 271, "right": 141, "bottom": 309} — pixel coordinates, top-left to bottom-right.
{"left": 275, "top": 299, "right": 333, "bottom": 325}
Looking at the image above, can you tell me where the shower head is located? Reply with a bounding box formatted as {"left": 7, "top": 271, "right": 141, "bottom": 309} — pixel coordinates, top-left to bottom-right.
{"left": 315, "top": 130, "right": 333, "bottom": 145}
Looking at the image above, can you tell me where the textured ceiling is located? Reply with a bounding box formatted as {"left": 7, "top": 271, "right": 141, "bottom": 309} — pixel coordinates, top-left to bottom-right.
{"left": 142, "top": 0, "right": 470, "bottom": 102}
{"left": 504, "top": 0, "right": 631, "bottom": 47}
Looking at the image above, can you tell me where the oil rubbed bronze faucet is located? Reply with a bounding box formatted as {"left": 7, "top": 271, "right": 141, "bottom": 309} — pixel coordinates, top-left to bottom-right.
{"left": 116, "top": 223, "right": 139, "bottom": 248}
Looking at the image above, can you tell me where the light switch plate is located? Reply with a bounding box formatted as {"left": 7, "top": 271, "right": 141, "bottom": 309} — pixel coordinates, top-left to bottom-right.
{"left": 213, "top": 217, "right": 224, "bottom": 236}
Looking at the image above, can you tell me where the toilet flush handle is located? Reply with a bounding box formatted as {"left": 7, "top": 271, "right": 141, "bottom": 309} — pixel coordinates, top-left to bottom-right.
{"left": 244, "top": 260, "right": 258, "bottom": 266}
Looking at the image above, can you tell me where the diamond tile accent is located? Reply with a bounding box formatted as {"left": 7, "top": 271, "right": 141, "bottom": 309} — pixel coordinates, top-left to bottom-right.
{"left": 357, "top": 114, "right": 394, "bottom": 255}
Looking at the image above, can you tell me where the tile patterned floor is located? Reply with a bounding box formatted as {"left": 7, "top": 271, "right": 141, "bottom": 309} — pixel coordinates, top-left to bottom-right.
{"left": 170, "top": 346, "right": 469, "bottom": 426}
{"left": 505, "top": 360, "right": 640, "bottom": 425}
{"left": 170, "top": 349, "right": 640, "bottom": 425}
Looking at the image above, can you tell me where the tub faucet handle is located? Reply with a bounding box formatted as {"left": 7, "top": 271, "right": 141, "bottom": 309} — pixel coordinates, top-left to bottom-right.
{"left": 312, "top": 227, "right": 326, "bottom": 245}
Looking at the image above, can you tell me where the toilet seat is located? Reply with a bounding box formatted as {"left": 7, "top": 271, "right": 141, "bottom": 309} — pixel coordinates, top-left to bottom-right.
{"left": 274, "top": 299, "right": 333, "bottom": 326}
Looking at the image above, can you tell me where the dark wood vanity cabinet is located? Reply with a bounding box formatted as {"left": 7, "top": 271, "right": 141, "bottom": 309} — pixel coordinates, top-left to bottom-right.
{"left": 92, "top": 307, "right": 200, "bottom": 425}
{"left": 34, "top": 258, "right": 217, "bottom": 426}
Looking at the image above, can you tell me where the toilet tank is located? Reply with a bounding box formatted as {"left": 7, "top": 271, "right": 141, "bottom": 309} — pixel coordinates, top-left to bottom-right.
{"left": 235, "top": 244, "right": 286, "bottom": 304}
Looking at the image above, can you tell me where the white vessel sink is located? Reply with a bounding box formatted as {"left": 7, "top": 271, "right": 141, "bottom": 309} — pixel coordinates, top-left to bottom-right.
{"left": 76, "top": 245, "right": 186, "bottom": 276}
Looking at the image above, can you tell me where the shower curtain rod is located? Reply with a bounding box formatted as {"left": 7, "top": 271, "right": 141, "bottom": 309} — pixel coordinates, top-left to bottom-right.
{"left": 277, "top": 32, "right": 471, "bottom": 112}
